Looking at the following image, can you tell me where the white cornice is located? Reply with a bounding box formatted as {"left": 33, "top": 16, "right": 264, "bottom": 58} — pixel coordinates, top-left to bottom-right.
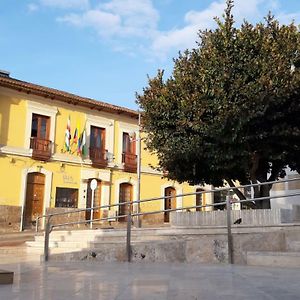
{"left": 0, "top": 145, "right": 32, "bottom": 157}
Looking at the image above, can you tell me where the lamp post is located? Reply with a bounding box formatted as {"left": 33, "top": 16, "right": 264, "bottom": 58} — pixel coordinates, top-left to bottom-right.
{"left": 129, "top": 112, "right": 142, "bottom": 227}
{"left": 136, "top": 112, "right": 142, "bottom": 228}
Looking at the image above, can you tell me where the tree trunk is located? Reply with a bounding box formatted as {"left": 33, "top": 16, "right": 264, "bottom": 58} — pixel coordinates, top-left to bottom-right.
{"left": 225, "top": 178, "right": 256, "bottom": 209}
{"left": 249, "top": 151, "right": 272, "bottom": 209}
{"left": 226, "top": 178, "right": 246, "bottom": 200}
{"left": 260, "top": 184, "right": 271, "bottom": 209}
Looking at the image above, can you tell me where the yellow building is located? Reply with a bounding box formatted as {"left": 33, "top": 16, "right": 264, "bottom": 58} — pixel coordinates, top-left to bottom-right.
{"left": 0, "top": 70, "right": 213, "bottom": 231}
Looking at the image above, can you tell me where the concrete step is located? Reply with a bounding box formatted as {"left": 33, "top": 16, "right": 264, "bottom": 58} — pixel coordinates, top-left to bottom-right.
{"left": 0, "top": 246, "right": 29, "bottom": 254}
{"left": 0, "top": 231, "right": 35, "bottom": 247}
{"left": 246, "top": 251, "right": 300, "bottom": 268}
{"left": 25, "top": 246, "right": 85, "bottom": 255}
{"left": 30, "top": 228, "right": 178, "bottom": 246}
{"left": 26, "top": 240, "right": 89, "bottom": 249}
{"left": 287, "top": 241, "right": 300, "bottom": 251}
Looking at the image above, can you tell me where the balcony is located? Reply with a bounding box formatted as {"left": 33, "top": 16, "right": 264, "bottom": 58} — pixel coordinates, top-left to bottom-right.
{"left": 30, "top": 137, "right": 52, "bottom": 161}
{"left": 89, "top": 147, "right": 108, "bottom": 168}
{"left": 122, "top": 152, "right": 137, "bottom": 173}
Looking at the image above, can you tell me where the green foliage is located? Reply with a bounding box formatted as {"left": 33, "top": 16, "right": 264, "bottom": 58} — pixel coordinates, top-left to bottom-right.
{"left": 137, "top": 0, "right": 300, "bottom": 206}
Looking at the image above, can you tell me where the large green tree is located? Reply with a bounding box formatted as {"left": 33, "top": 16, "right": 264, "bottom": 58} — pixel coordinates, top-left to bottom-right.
{"left": 137, "top": 0, "right": 300, "bottom": 208}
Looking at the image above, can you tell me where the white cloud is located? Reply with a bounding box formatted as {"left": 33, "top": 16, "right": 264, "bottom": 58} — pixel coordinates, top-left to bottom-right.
{"left": 151, "top": 0, "right": 226, "bottom": 58}
{"left": 58, "top": 0, "right": 159, "bottom": 39}
{"left": 150, "top": 0, "right": 297, "bottom": 58}
{"left": 40, "top": 0, "right": 89, "bottom": 10}
{"left": 58, "top": 10, "right": 121, "bottom": 37}
{"left": 277, "top": 12, "right": 300, "bottom": 25}
{"left": 35, "top": 0, "right": 300, "bottom": 59}
{"left": 28, "top": 3, "right": 39, "bottom": 12}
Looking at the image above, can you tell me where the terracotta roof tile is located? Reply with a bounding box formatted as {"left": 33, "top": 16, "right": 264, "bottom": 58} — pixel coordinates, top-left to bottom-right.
{"left": 0, "top": 75, "right": 138, "bottom": 119}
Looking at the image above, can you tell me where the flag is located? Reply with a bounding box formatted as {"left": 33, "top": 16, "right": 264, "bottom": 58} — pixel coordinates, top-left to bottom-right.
{"left": 73, "top": 121, "right": 80, "bottom": 153}
{"left": 64, "top": 116, "right": 71, "bottom": 152}
{"left": 79, "top": 129, "right": 86, "bottom": 156}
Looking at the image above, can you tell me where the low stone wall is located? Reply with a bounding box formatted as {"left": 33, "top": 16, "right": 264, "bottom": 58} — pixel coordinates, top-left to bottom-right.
{"left": 38, "top": 208, "right": 86, "bottom": 230}
{"left": 170, "top": 209, "right": 289, "bottom": 227}
{"left": 0, "top": 205, "right": 21, "bottom": 232}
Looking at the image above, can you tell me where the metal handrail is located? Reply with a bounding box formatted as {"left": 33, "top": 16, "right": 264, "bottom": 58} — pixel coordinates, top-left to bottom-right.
{"left": 36, "top": 176, "right": 300, "bottom": 231}
{"left": 43, "top": 191, "right": 300, "bottom": 228}
{"left": 41, "top": 177, "right": 300, "bottom": 262}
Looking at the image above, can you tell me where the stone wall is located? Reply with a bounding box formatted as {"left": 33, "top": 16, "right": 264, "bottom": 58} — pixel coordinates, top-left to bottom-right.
{"left": 141, "top": 213, "right": 164, "bottom": 225}
{"left": 0, "top": 205, "right": 21, "bottom": 232}
{"left": 38, "top": 208, "right": 86, "bottom": 230}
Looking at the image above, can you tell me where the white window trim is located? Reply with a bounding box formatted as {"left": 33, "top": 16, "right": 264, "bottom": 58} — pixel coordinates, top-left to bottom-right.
{"left": 25, "top": 101, "right": 58, "bottom": 151}
{"left": 86, "top": 115, "right": 114, "bottom": 159}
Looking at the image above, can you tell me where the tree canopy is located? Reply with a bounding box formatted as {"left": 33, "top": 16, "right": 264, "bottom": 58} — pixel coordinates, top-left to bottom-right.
{"left": 137, "top": 0, "right": 300, "bottom": 208}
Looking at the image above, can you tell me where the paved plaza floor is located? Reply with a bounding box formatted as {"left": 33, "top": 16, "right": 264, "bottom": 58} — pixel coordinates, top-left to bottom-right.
{"left": 1, "top": 258, "right": 300, "bottom": 300}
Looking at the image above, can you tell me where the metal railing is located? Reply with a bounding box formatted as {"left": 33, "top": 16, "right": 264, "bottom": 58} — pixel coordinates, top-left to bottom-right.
{"left": 38, "top": 177, "right": 300, "bottom": 263}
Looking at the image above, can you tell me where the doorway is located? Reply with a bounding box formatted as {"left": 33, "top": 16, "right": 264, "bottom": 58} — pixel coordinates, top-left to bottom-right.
{"left": 24, "top": 172, "right": 45, "bottom": 228}
{"left": 164, "top": 187, "right": 176, "bottom": 222}
{"left": 196, "top": 188, "right": 205, "bottom": 211}
{"left": 86, "top": 179, "right": 102, "bottom": 221}
{"left": 119, "top": 183, "right": 133, "bottom": 222}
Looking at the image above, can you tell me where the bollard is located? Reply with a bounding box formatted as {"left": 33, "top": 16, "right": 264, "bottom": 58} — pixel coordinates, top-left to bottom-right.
{"left": 226, "top": 192, "right": 234, "bottom": 264}
{"left": 126, "top": 203, "right": 132, "bottom": 262}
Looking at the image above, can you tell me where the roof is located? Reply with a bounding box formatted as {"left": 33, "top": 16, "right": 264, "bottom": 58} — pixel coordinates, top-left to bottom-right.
{"left": 0, "top": 75, "right": 138, "bottom": 119}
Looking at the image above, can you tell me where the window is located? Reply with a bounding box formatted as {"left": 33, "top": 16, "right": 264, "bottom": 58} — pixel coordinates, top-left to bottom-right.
{"left": 55, "top": 188, "right": 78, "bottom": 208}
{"left": 30, "top": 114, "right": 52, "bottom": 160}
{"left": 31, "top": 114, "right": 50, "bottom": 140}
{"left": 122, "top": 132, "right": 135, "bottom": 154}
{"left": 122, "top": 132, "right": 137, "bottom": 172}
{"left": 90, "top": 126, "right": 105, "bottom": 149}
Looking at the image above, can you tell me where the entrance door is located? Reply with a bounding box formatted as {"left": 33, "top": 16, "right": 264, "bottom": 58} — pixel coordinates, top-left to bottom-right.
{"left": 24, "top": 173, "right": 45, "bottom": 228}
{"left": 119, "top": 183, "right": 133, "bottom": 222}
{"left": 164, "top": 187, "right": 176, "bottom": 222}
{"left": 86, "top": 179, "right": 102, "bottom": 221}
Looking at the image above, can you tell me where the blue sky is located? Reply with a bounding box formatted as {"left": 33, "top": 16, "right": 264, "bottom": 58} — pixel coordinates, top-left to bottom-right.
{"left": 1, "top": 0, "right": 300, "bottom": 109}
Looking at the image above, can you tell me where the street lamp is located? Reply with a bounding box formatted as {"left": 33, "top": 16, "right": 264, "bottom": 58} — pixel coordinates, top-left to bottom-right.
{"left": 130, "top": 111, "right": 142, "bottom": 228}
{"left": 137, "top": 112, "right": 142, "bottom": 228}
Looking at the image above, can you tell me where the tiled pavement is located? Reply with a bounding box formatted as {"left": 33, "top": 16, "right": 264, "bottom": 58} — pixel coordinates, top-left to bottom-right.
{"left": 1, "top": 258, "right": 300, "bottom": 300}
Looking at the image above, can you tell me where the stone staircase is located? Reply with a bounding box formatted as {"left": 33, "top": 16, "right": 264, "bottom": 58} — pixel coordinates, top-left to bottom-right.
{"left": 25, "top": 227, "right": 181, "bottom": 256}
{"left": 0, "top": 231, "right": 38, "bottom": 263}
{"left": 21, "top": 225, "right": 300, "bottom": 267}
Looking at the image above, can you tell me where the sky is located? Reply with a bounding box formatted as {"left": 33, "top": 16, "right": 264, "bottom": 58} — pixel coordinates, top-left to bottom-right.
{"left": 1, "top": 0, "right": 300, "bottom": 110}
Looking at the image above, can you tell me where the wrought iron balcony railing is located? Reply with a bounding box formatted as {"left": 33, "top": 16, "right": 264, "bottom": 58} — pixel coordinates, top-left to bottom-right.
{"left": 122, "top": 152, "right": 137, "bottom": 173}
{"left": 89, "top": 147, "right": 108, "bottom": 168}
{"left": 30, "top": 137, "right": 52, "bottom": 161}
